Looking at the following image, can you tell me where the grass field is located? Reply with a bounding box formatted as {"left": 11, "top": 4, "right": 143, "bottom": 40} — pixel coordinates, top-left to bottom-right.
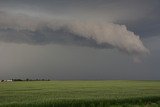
{"left": 0, "top": 81, "right": 160, "bottom": 107}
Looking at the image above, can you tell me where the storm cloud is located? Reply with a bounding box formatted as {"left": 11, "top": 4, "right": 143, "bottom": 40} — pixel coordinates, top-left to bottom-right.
{"left": 0, "top": 0, "right": 160, "bottom": 80}
{"left": 0, "top": 11, "right": 149, "bottom": 55}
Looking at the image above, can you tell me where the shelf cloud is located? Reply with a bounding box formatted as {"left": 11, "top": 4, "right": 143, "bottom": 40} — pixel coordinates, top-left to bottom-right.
{"left": 0, "top": 11, "right": 149, "bottom": 56}
{"left": 0, "top": 0, "right": 160, "bottom": 80}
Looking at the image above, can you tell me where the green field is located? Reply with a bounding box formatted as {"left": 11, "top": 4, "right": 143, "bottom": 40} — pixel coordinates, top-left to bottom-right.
{"left": 0, "top": 81, "right": 160, "bottom": 107}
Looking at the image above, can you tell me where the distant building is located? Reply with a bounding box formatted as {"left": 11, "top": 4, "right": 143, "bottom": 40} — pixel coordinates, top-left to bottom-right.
{"left": 0, "top": 80, "right": 13, "bottom": 82}
{"left": 7, "top": 80, "right": 13, "bottom": 82}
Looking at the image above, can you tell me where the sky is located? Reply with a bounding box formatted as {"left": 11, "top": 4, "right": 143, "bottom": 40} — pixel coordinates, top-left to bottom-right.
{"left": 0, "top": 0, "right": 160, "bottom": 80}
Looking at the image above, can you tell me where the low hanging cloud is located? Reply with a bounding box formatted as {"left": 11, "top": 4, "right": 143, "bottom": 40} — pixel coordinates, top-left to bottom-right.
{"left": 0, "top": 11, "right": 149, "bottom": 55}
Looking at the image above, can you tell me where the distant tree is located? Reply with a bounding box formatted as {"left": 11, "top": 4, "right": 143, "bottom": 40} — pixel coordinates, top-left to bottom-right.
{"left": 12, "top": 79, "right": 22, "bottom": 81}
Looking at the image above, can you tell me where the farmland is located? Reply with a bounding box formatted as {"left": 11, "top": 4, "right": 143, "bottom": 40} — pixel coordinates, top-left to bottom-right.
{"left": 0, "top": 81, "right": 160, "bottom": 107}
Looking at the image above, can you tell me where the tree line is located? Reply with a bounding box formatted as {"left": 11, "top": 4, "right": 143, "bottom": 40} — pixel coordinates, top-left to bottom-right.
{"left": 1, "top": 78, "right": 50, "bottom": 82}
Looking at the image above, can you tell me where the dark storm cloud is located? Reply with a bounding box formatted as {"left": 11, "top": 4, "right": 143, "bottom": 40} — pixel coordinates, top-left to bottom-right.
{"left": 1, "top": 0, "right": 160, "bottom": 56}
{"left": 0, "top": 28, "right": 111, "bottom": 49}
{"left": 0, "top": 0, "right": 160, "bottom": 80}
{"left": 0, "top": 1, "right": 151, "bottom": 56}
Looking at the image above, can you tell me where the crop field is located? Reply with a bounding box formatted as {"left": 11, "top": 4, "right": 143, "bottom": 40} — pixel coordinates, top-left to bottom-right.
{"left": 0, "top": 81, "right": 160, "bottom": 107}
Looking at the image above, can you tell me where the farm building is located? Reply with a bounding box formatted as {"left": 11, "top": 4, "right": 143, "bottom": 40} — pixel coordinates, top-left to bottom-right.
{"left": 0, "top": 80, "right": 13, "bottom": 82}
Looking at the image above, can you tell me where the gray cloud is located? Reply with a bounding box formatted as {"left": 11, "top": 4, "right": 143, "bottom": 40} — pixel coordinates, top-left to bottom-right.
{"left": 0, "top": 0, "right": 159, "bottom": 80}
{"left": 0, "top": 11, "right": 149, "bottom": 55}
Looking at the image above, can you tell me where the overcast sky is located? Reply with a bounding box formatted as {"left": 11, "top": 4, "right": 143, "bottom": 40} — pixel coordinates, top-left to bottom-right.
{"left": 0, "top": 0, "right": 160, "bottom": 80}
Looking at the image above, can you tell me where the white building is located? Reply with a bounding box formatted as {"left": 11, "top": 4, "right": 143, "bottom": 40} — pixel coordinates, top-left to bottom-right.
{"left": 0, "top": 80, "right": 13, "bottom": 82}
{"left": 7, "top": 80, "right": 13, "bottom": 82}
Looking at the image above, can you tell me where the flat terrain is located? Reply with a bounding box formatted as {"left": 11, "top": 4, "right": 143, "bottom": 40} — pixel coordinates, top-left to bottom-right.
{"left": 0, "top": 81, "right": 160, "bottom": 107}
